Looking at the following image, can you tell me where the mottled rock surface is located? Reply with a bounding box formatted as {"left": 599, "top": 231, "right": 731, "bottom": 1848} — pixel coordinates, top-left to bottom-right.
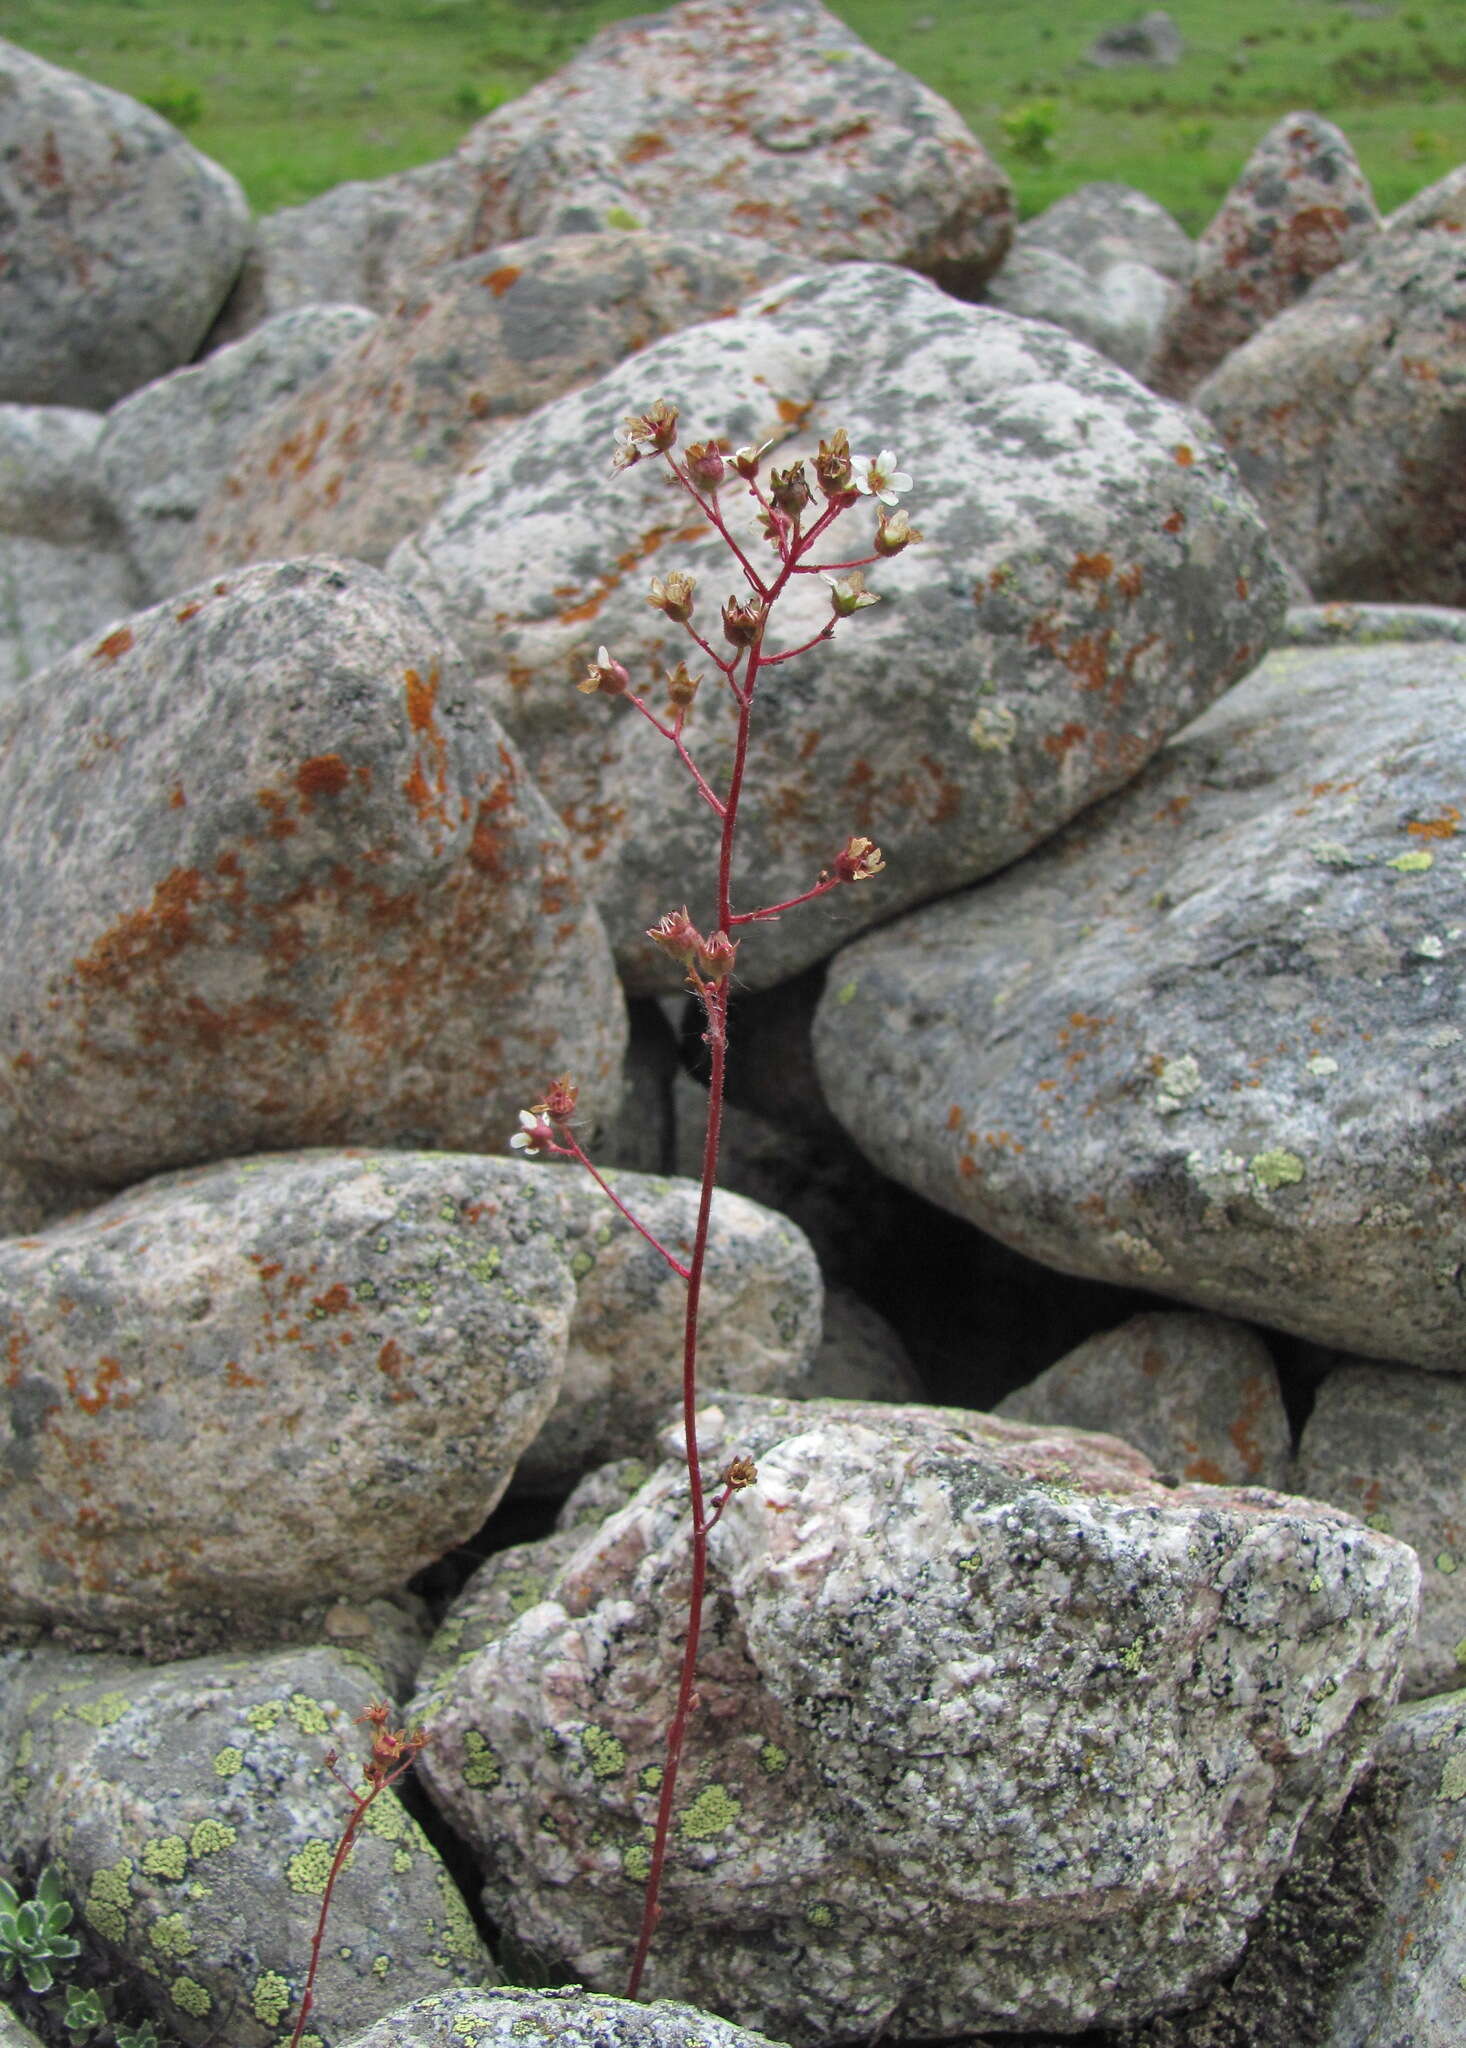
{"left": 1148, "top": 112, "right": 1378, "bottom": 400}
{"left": 998, "top": 1311, "right": 1290, "bottom": 1490}
{"left": 1020, "top": 183, "right": 1195, "bottom": 286}
{"left": 0, "top": 557, "right": 624, "bottom": 1185}
{"left": 1295, "top": 1361, "right": 1466, "bottom": 1699}
{"left": 1195, "top": 166, "right": 1466, "bottom": 604}
{"left": 1086, "top": 11, "right": 1184, "bottom": 68}
{"left": 0, "top": 1642, "right": 492, "bottom": 2046}
{"left": 983, "top": 244, "right": 1175, "bottom": 377}
{"left": 0, "top": 1151, "right": 576, "bottom": 1647}
{"left": 341, "top": 1987, "right": 785, "bottom": 2048}
{"left": 0, "top": 406, "right": 114, "bottom": 544}
{"left": 390, "top": 261, "right": 1285, "bottom": 994}
{"left": 455, "top": 0, "right": 1013, "bottom": 291}
{"left": 411, "top": 1393, "right": 1416, "bottom": 2043}
{"left": 98, "top": 305, "right": 378, "bottom": 598}
{"left": 0, "top": 42, "right": 250, "bottom": 408}
{"left": 186, "top": 234, "right": 798, "bottom": 580}
{"left": 0, "top": 534, "right": 143, "bottom": 695}
{"left": 814, "top": 637, "right": 1466, "bottom": 1369}
{"left": 1282, "top": 600, "right": 1466, "bottom": 648}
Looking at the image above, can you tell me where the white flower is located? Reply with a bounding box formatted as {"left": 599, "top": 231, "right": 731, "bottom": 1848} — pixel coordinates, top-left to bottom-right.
{"left": 509, "top": 1109, "right": 546, "bottom": 1154}
{"left": 851, "top": 449, "right": 912, "bottom": 506}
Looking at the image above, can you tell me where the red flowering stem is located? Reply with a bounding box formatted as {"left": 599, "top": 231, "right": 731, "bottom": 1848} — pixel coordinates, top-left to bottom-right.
{"left": 793, "top": 552, "right": 881, "bottom": 574}
{"left": 758, "top": 625, "right": 836, "bottom": 668}
{"left": 555, "top": 1133, "right": 691, "bottom": 1279}
{"left": 728, "top": 875, "right": 841, "bottom": 925}
{"left": 625, "top": 694, "right": 727, "bottom": 817}
{"left": 681, "top": 625, "right": 738, "bottom": 679}
{"left": 668, "top": 460, "right": 768, "bottom": 600}
{"left": 288, "top": 1770, "right": 406, "bottom": 2048}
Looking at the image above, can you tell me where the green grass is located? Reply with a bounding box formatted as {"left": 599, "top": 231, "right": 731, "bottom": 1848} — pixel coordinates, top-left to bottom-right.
{"left": 4, "top": 0, "right": 1463, "bottom": 229}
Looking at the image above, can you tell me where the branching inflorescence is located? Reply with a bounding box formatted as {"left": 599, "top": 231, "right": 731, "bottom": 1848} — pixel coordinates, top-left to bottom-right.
{"left": 512, "top": 402, "right": 920, "bottom": 1996}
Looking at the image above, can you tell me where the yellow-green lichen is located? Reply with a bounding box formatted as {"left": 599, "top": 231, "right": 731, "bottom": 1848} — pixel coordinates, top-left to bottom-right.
{"left": 392, "top": 1849, "right": 413, "bottom": 1874}
{"left": 1388, "top": 850, "right": 1434, "bottom": 873}
{"left": 85, "top": 1860, "right": 134, "bottom": 1942}
{"left": 757, "top": 1741, "right": 790, "bottom": 1776}
{"left": 371, "top": 1955, "right": 390, "bottom": 1978}
{"left": 189, "top": 1819, "right": 236, "bottom": 1858}
{"left": 580, "top": 1725, "right": 626, "bottom": 1781}
{"left": 637, "top": 1764, "right": 664, "bottom": 1793}
{"left": 285, "top": 1839, "right": 341, "bottom": 1895}
{"left": 363, "top": 1795, "right": 409, "bottom": 1842}
{"left": 678, "top": 1784, "right": 740, "bottom": 1842}
{"left": 148, "top": 1913, "right": 196, "bottom": 1961}
{"left": 433, "top": 1869, "right": 481, "bottom": 1961}
{"left": 251, "top": 1970, "right": 293, "bottom": 2026}
{"left": 805, "top": 1902, "right": 835, "bottom": 1929}
{"left": 288, "top": 1693, "right": 331, "bottom": 1735}
{"left": 569, "top": 1251, "right": 595, "bottom": 1281}
{"left": 622, "top": 1843, "right": 652, "bottom": 1881}
{"left": 1440, "top": 1751, "right": 1466, "bottom": 1802}
{"left": 245, "top": 1700, "right": 285, "bottom": 1734}
{"left": 74, "top": 1691, "right": 130, "bottom": 1728}
{"left": 142, "top": 1836, "right": 188, "bottom": 1881}
{"left": 1439, "top": 1552, "right": 1459, "bottom": 1576}
{"left": 833, "top": 980, "right": 858, "bottom": 1006}
{"left": 1119, "top": 1640, "right": 1145, "bottom": 1674}
{"left": 212, "top": 1746, "right": 244, "bottom": 1778}
{"left": 432, "top": 1617, "right": 466, "bottom": 1655}
{"left": 170, "top": 1977, "right": 211, "bottom": 2017}
{"left": 462, "top": 1730, "right": 501, "bottom": 1790}
{"left": 1250, "top": 1149, "right": 1305, "bottom": 1190}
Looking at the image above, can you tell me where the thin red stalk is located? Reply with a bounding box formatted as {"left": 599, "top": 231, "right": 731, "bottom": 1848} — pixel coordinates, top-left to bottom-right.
{"left": 287, "top": 1784, "right": 377, "bottom": 2048}
{"left": 728, "top": 875, "right": 840, "bottom": 925}
{"left": 793, "top": 551, "right": 881, "bottom": 574}
{"left": 556, "top": 1133, "right": 690, "bottom": 1279}
{"left": 626, "top": 694, "right": 726, "bottom": 816}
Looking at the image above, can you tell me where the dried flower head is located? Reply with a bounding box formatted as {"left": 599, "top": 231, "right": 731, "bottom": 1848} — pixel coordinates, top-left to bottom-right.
{"left": 356, "top": 1702, "right": 428, "bottom": 1790}
{"left": 645, "top": 906, "right": 704, "bottom": 968}
{"left": 873, "top": 506, "right": 923, "bottom": 557}
{"left": 731, "top": 440, "right": 773, "bottom": 480}
{"left": 832, "top": 834, "right": 886, "bottom": 883}
{"left": 684, "top": 440, "right": 727, "bottom": 490}
{"left": 694, "top": 930, "right": 738, "bottom": 983}
{"left": 721, "top": 1453, "right": 758, "bottom": 1491}
{"left": 768, "top": 461, "right": 812, "bottom": 518}
{"left": 823, "top": 568, "right": 880, "bottom": 619}
{"left": 851, "top": 448, "right": 913, "bottom": 506}
{"left": 648, "top": 571, "right": 696, "bottom": 624}
{"left": 541, "top": 1076, "right": 580, "bottom": 1124}
{"left": 580, "top": 645, "right": 630, "bottom": 695}
{"left": 814, "top": 428, "right": 855, "bottom": 498}
{"left": 721, "top": 594, "right": 766, "bottom": 647}
{"left": 612, "top": 399, "right": 680, "bottom": 470}
{"left": 665, "top": 660, "right": 701, "bottom": 712}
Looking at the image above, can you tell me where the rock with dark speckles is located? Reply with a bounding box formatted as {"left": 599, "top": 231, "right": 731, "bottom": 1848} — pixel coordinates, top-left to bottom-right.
{"left": 186, "top": 234, "right": 799, "bottom": 581}
{"left": 389, "top": 261, "right": 1286, "bottom": 994}
{"left": 409, "top": 1392, "right": 1417, "bottom": 2043}
{"left": 997, "top": 1310, "right": 1291, "bottom": 1489}
{"left": 1195, "top": 166, "right": 1466, "bottom": 604}
{"left": 1295, "top": 1360, "right": 1466, "bottom": 1699}
{"left": 0, "top": 557, "right": 625, "bottom": 1184}
{"left": 0, "top": 1641, "right": 493, "bottom": 2048}
{"left": 1147, "top": 112, "right": 1378, "bottom": 400}
{"left": 1019, "top": 183, "right": 1195, "bottom": 287}
{"left": 0, "top": 42, "right": 250, "bottom": 408}
{"left": 340, "top": 1987, "right": 785, "bottom": 2048}
{"left": 0, "top": 1150, "right": 576, "bottom": 1645}
{"left": 812, "top": 637, "right": 1466, "bottom": 1369}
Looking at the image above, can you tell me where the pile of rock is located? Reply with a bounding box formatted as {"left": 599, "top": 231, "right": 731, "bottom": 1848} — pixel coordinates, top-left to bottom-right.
{"left": 2, "top": 5, "right": 1464, "bottom": 2046}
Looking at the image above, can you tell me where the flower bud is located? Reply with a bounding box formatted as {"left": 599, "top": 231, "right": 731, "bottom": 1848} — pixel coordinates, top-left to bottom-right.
{"left": 832, "top": 834, "right": 886, "bottom": 883}
{"left": 695, "top": 930, "right": 739, "bottom": 982}
{"left": 684, "top": 440, "right": 727, "bottom": 490}
{"left": 646, "top": 906, "right": 704, "bottom": 967}
{"left": 721, "top": 594, "right": 766, "bottom": 647}
{"left": 666, "top": 660, "right": 701, "bottom": 712}
{"left": 579, "top": 645, "right": 630, "bottom": 695}
{"left": 814, "top": 428, "right": 855, "bottom": 498}
{"left": 648, "top": 570, "right": 696, "bottom": 623}
{"left": 822, "top": 569, "right": 880, "bottom": 619}
{"left": 874, "top": 507, "right": 923, "bottom": 557}
{"left": 731, "top": 440, "right": 772, "bottom": 480}
{"left": 721, "top": 1453, "right": 758, "bottom": 1491}
{"left": 769, "top": 460, "right": 812, "bottom": 518}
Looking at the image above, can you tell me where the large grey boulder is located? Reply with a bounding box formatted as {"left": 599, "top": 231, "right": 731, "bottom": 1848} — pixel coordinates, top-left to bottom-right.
{"left": 389, "top": 261, "right": 1286, "bottom": 995}
{"left": 983, "top": 244, "right": 1176, "bottom": 378}
{"left": 1195, "top": 166, "right": 1466, "bottom": 604}
{"left": 185, "top": 234, "right": 799, "bottom": 582}
{"left": 1020, "top": 183, "right": 1195, "bottom": 286}
{"left": 0, "top": 405, "right": 114, "bottom": 543}
{"left": 0, "top": 1152, "right": 575, "bottom": 1648}
{"left": 0, "top": 1642, "right": 492, "bottom": 2046}
{"left": 341, "top": 1987, "right": 786, "bottom": 2048}
{"left": 1148, "top": 112, "right": 1379, "bottom": 400}
{"left": 97, "top": 304, "right": 379, "bottom": 599}
{"left": 410, "top": 1393, "right": 1417, "bottom": 2043}
{"left": 0, "top": 557, "right": 625, "bottom": 1186}
{"left": 1295, "top": 1360, "right": 1466, "bottom": 1699}
{"left": 815, "top": 634, "right": 1466, "bottom": 1370}
{"left": 0, "top": 42, "right": 250, "bottom": 408}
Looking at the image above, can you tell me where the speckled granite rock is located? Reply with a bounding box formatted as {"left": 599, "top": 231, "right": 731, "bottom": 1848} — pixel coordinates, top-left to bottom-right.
{"left": 185, "top": 234, "right": 798, "bottom": 581}
{"left": 0, "top": 1159, "right": 101, "bottom": 1237}
{"left": 515, "top": 1168, "right": 822, "bottom": 1492}
{"left": 389, "top": 260, "right": 1286, "bottom": 994}
{"left": 0, "top": 534, "right": 143, "bottom": 695}
{"left": 997, "top": 1311, "right": 1290, "bottom": 1490}
{"left": 0, "top": 557, "right": 625, "bottom": 1185}
{"left": 0, "top": 406, "right": 114, "bottom": 544}
{"left": 814, "top": 636, "right": 1466, "bottom": 1370}
{"left": 341, "top": 1987, "right": 786, "bottom": 2048}
{"left": 455, "top": 0, "right": 1012, "bottom": 291}
{"left": 1195, "top": 166, "right": 1466, "bottom": 604}
{"left": 97, "top": 304, "right": 379, "bottom": 598}
{"left": 983, "top": 244, "right": 1176, "bottom": 377}
{"left": 1120, "top": 1686, "right": 1466, "bottom": 2048}
{"left": 0, "top": 1642, "right": 492, "bottom": 2048}
{"left": 1294, "top": 1361, "right": 1466, "bottom": 1699}
{"left": 0, "top": 1151, "right": 575, "bottom": 1647}
{"left": 1148, "top": 112, "right": 1378, "bottom": 400}
{"left": 1281, "top": 601, "right": 1466, "bottom": 648}
{"left": 410, "top": 1393, "right": 1417, "bottom": 2043}
{"left": 1020, "top": 183, "right": 1195, "bottom": 286}
{"left": 0, "top": 42, "right": 249, "bottom": 408}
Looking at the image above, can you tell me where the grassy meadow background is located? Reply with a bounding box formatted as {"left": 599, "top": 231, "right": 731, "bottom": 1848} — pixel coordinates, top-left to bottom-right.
{"left": 3, "top": 0, "right": 1463, "bottom": 230}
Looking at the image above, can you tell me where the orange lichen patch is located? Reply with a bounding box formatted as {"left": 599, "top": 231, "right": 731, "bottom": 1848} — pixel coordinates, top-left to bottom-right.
{"left": 946, "top": 1104, "right": 963, "bottom": 1132}
{"left": 1163, "top": 509, "right": 1186, "bottom": 534}
{"left": 1067, "top": 552, "right": 1113, "bottom": 588}
{"left": 167, "top": 784, "right": 187, "bottom": 809}
{"left": 63, "top": 1355, "right": 130, "bottom": 1416}
{"left": 1228, "top": 1371, "right": 1272, "bottom": 1481}
{"left": 255, "top": 788, "right": 298, "bottom": 841}
{"left": 12, "top": 1050, "right": 35, "bottom": 1071}
{"left": 1043, "top": 722, "right": 1088, "bottom": 760}
{"left": 797, "top": 728, "right": 821, "bottom": 762}
{"left": 404, "top": 666, "right": 440, "bottom": 734}
{"left": 622, "top": 130, "right": 669, "bottom": 164}
{"left": 482, "top": 264, "right": 522, "bottom": 295}
{"left": 1184, "top": 1454, "right": 1230, "bottom": 1485}
{"left": 295, "top": 754, "right": 351, "bottom": 806}
{"left": 775, "top": 396, "right": 814, "bottom": 429}
{"left": 983, "top": 1129, "right": 1024, "bottom": 1153}
{"left": 1408, "top": 807, "right": 1460, "bottom": 839}
{"left": 957, "top": 1153, "right": 978, "bottom": 1180}
{"left": 175, "top": 602, "right": 204, "bottom": 623}
{"left": 1172, "top": 444, "right": 1194, "bottom": 467}
{"left": 224, "top": 1360, "right": 264, "bottom": 1389}
{"left": 73, "top": 868, "right": 204, "bottom": 990}
{"left": 311, "top": 1283, "right": 352, "bottom": 1316}
{"left": 1153, "top": 794, "right": 1192, "bottom": 826}
{"left": 554, "top": 522, "right": 702, "bottom": 625}
{"left": 92, "top": 626, "right": 135, "bottom": 663}
{"left": 1401, "top": 357, "right": 1440, "bottom": 382}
